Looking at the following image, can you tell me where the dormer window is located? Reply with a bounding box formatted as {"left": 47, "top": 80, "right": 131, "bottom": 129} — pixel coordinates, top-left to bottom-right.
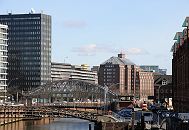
{"left": 162, "top": 79, "right": 167, "bottom": 85}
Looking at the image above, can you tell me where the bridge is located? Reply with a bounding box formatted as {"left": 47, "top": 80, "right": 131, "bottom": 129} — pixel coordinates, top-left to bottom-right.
{"left": 25, "top": 79, "right": 118, "bottom": 106}
{"left": 5, "top": 80, "right": 129, "bottom": 124}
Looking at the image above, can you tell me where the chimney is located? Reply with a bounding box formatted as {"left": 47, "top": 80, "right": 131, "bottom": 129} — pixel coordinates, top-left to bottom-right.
{"left": 118, "top": 53, "right": 126, "bottom": 58}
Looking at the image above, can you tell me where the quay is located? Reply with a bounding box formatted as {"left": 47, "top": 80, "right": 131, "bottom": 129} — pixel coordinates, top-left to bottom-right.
{"left": 0, "top": 106, "right": 130, "bottom": 130}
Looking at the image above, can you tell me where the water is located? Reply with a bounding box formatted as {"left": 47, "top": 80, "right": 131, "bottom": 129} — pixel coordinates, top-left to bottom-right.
{"left": 0, "top": 118, "right": 95, "bottom": 130}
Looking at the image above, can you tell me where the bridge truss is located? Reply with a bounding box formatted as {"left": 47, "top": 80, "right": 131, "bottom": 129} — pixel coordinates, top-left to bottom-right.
{"left": 26, "top": 79, "right": 118, "bottom": 104}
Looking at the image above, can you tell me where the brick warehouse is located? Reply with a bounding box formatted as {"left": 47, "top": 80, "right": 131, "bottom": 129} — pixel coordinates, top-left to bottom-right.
{"left": 172, "top": 17, "right": 189, "bottom": 112}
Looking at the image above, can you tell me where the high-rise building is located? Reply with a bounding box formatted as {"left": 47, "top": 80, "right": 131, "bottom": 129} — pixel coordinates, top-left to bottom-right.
{"left": 0, "top": 12, "right": 51, "bottom": 91}
{"left": 171, "top": 17, "right": 189, "bottom": 112}
{"left": 0, "top": 24, "right": 8, "bottom": 100}
{"left": 51, "top": 62, "right": 98, "bottom": 84}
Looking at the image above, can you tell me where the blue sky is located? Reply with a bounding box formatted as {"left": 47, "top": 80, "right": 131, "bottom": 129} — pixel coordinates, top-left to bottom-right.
{"left": 1, "top": 0, "right": 189, "bottom": 74}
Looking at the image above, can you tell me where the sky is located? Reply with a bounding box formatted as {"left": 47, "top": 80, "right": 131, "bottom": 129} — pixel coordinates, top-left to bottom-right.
{"left": 1, "top": 0, "right": 189, "bottom": 74}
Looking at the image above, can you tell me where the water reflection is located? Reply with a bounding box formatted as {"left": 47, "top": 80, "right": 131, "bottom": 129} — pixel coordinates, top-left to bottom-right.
{"left": 0, "top": 118, "right": 94, "bottom": 130}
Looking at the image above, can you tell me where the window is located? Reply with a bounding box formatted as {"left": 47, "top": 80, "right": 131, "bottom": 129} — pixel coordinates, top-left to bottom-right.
{"left": 162, "top": 80, "right": 167, "bottom": 85}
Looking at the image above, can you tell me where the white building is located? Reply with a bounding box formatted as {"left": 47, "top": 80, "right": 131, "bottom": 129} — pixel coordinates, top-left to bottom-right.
{"left": 0, "top": 24, "right": 8, "bottom": 100}
{"left": 51, "top": 62, "right": 98, "bottom": 84}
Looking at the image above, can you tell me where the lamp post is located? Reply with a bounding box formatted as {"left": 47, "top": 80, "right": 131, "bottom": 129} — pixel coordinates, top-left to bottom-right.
{"left": 104, "top": 85, "right": 108, "bottom": 114}
{"left": 157, "top": 84, "right": 164, "bottom": 127}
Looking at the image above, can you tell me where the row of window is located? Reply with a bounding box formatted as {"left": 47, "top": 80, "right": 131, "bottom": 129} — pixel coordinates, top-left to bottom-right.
{"left": 105, "top": 65, "right": 115, "bottom": 68}
{"left": 0, "top": 16, "right": 40, "bottom": 21}
{"left": 10, "top": 46, "right": 40, "bottom": 50}
{"left": 103, "top": 72, "right": 116, "bottom": 75}
{"left": 9, "top": 42, "right": 41, "bottom": 45}
{"left": 9, "top": 31, "right": 41, "bottom": 35}
{"left": 10, "top": 66, "right": 41, "bottom": 70}
{"left": 10, "top": 26, "right": 41, "bottom": 30}
{"left": 10, "top": 71, "right": 40, "bottom": 75}
{"left": 8, "top": 21, "right": 41, "bottom": 25}
{"left": 22, "top": 82, "right": 40, "bottom": 87}
{"left": 9, "top": 36, "right": 41, "bottom": 40}
{"left": 103, "top": 68, "right": 116, "bottom": 71}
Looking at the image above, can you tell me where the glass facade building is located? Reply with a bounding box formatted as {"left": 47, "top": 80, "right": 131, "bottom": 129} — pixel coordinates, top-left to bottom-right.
{"left": 0, "top": 24, "right": 8, "bottom": 99}
{"left": 140, "top": 65, "right": 167, "bottom": 75}
{"left": 0, "top": 13, "right": 51, "bottom": 91}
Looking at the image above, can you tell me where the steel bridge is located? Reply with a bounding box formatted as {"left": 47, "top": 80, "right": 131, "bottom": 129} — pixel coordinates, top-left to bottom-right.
{"left": 4, "top": 80, "right": 128, "bottom": 124}
{"left": 24, "top": 79, "right": 118, "bottom": 109}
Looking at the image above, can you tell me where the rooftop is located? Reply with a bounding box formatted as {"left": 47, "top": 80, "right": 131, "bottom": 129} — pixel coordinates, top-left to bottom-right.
{"left": 101, "top": 53, "right": 135, "bottom": 65}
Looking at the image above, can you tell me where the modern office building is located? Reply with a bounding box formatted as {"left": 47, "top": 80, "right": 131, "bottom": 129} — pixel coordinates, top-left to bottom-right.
{"left": 51, "top": 62, "right": 98, "bottom": 84}
{"left": 98, "top": 53, "right": 154, "bottom": 99}
{"left": 171, "top": 17, "right": 189, "bottom": 112}
{"left": 140, "top": 65, "right": 167, "bottom": 75}
{"left": 0, "top": 12, "right": 51, "bottom": 91}
{"left": 51, "top": 62, "right": 72, "bottom": 81}
{"left": 0, "top": 24, "right": 8, "bottom": 100}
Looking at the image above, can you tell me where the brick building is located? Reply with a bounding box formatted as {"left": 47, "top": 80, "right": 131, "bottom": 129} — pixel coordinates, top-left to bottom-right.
{"left": 171, "top": 17, "right": 189, "bottom": 112}
{"left": 154, "top": 75, "right": 172, "bottom": 105}
{"left": 98, "top": 53, "right": 154, "bottom": 100}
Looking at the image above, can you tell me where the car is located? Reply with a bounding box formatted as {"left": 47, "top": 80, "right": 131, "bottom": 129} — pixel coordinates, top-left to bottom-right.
{"left": 117, "top": 107, "right": 133, "bottom": 118}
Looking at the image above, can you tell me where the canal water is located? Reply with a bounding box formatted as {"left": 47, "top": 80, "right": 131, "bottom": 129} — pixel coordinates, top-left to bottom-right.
{"left": 0, "top": 118, "right": 95, "bottom": 130}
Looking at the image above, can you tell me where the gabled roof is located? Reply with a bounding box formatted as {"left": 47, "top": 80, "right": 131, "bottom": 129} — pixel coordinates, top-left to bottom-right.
{"left": 182, "top": 17, "right": 189, "bottom": 27}
{"left": 154, "top": 75, "right": 172, "bottom": 85}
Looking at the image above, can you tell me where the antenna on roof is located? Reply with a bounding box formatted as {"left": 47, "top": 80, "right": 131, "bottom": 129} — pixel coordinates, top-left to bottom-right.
{"left": 30, "top": 8, "right": 35, "bottom": 14}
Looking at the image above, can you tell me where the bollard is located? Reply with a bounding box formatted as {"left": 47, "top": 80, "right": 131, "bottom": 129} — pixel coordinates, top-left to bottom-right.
{"left": 131, "top": 112, "right": 135, "bottom": 130}
{"left": 89, "top": 123, "right": 92, "bottom": 130}
{"left": 141, "top": 115, "right": 145, "bottom": 130}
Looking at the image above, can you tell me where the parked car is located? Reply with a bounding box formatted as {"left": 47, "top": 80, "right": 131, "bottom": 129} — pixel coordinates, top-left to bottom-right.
{"left": 117, "top": 107, "right": 133, "bottom": 118}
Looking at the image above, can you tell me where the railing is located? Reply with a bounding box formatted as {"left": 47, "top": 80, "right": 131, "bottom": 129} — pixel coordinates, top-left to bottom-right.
{"left": 0, "top": 106, "right": 101, "bottom": 122}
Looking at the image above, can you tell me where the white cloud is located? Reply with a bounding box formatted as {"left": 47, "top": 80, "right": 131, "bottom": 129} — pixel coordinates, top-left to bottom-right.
{"left": 72, "top": 44, "right": 117, "bottom": 56}
{"left": 126, "top": 48, "right": 148, "bottom": 55}
{"left": 63, "top": 20, "right": 87, "bottom": 28}
{"left": 72, "top": 44, "right": 148, "bottom": 56}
